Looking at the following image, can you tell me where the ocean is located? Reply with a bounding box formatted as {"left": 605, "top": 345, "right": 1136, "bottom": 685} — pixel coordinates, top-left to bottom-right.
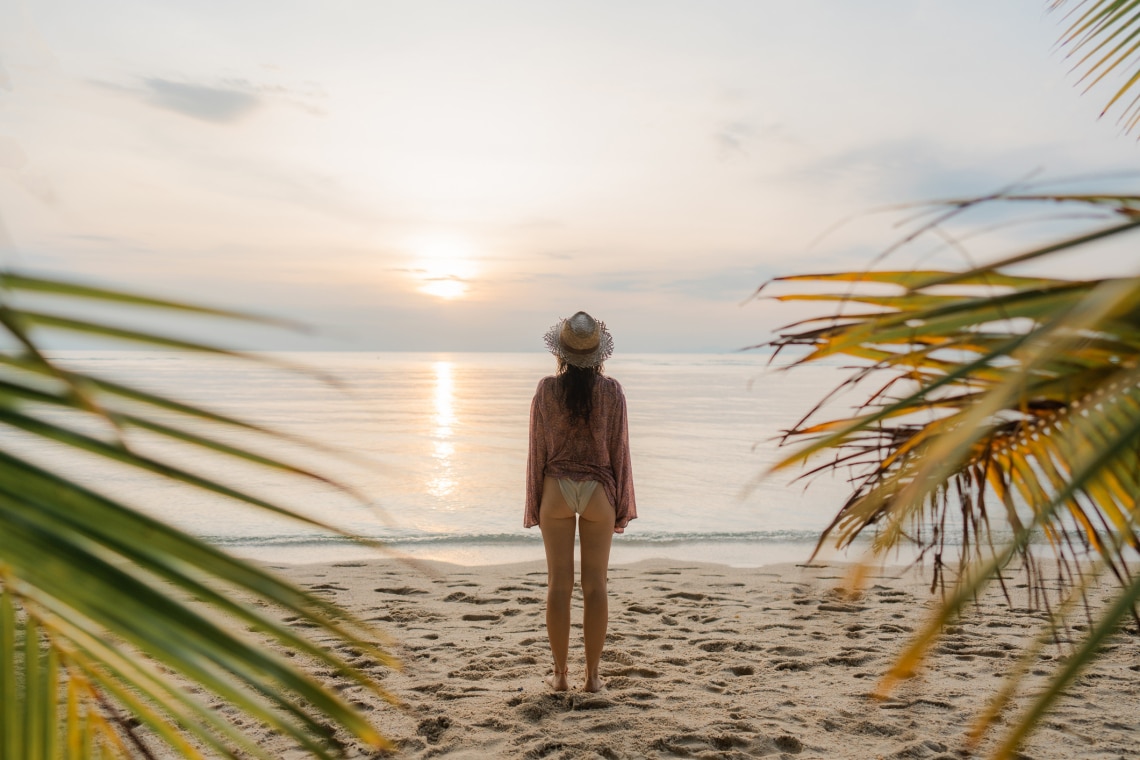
{"left": 25, "top": 351, "right": 869, "bottom": 566}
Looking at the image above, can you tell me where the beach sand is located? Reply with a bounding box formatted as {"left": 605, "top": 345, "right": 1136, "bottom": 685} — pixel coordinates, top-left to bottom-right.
{"left": 254, "top": 558, "right": 1137, "bottom": 759}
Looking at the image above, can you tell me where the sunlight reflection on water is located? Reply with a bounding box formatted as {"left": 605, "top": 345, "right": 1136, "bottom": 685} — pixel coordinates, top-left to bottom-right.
{"left": 429, "top": 360, "right": 456, "bottom": 501}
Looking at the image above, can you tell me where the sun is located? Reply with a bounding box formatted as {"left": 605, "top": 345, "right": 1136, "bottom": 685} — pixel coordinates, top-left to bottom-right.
{"left": 409, "top": 234, "right": 477, "bottom": 300}
{"left": 421, "top": 277, "right": 467, "bottom": 300}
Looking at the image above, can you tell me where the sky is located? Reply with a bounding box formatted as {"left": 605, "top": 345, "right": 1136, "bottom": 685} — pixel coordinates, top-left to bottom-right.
{"left": 2, "top": 1, "right": 1140, "bottom": 352}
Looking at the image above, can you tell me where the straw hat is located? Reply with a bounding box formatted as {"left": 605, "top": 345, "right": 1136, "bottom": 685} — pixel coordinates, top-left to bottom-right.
{"left": 543, "top": 311, "right": 614, "bottom": 368}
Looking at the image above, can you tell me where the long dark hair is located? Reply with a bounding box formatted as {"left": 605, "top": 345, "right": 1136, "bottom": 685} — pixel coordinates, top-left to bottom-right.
{"left": 557, "top": 359, "right": 602, "bottom": 424}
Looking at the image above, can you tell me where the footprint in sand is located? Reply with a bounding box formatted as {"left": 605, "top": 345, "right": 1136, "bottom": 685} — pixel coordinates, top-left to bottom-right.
{"left": 444, "top": 591, "right": 509, "bottom": 605}
{"left": 374, "top": 606, "right": 444, "bottom": 624}
{"left": 825, "top": 650, "right": 879, "bottom": 667}
{"left": 601, "top": 649, "right": 635, "bottom": 665}
{"left": 697, "top": 640, "right": 731, "bottom": 653}
{"left": 415, "top": 715, "right": 451, "bottom": 744}
{"left": 610, "top": 666, "right": 661, "bottom": 678}
{"left": 818, "top": 601, "right": 867, "bottom": 612}
{"left": 374, "top": 586, "right": 428, "bottom": 596}
{"left": 652, "top": 732, "right": 755, "bottom": 755}
{"left": 509, "top": 692, "right": 572, "bottom": 723}
{"left": 758, "top": 622, "right": 804, "bottom": 632}
{"left": 622, "top": 690, "right": 658, "bottom": 702}
{"left": 626, "top": 604, "right": 662, "bottom": 615}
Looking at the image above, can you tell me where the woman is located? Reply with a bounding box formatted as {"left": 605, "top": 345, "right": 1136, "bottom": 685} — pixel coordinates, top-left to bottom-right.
{"left": 525, "top": 311, "right": 637, "bottom": 693}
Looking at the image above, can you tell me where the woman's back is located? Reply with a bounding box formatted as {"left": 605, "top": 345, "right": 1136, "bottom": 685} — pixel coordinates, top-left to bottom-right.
{"left": 525, "top": 374, "right": 636, "bottom": 533}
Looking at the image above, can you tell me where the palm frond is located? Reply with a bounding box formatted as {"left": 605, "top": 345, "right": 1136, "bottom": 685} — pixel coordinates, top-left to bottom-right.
{"left": 765, "top": 192, "right": 1140, "bottom": 758}
{"left": 0, "top": 272, "right": 393, "bottom": 758}
{"left": 1053, "top": 0, "right": 1140, "bottom": 133}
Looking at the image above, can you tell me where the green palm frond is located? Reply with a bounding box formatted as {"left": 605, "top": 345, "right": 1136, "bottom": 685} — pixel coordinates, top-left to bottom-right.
{"left": 0, "top": 272, "right": 393, "bottom": 758}
{"left": 765, "top": 192, "right": 1140, "bottom": 759}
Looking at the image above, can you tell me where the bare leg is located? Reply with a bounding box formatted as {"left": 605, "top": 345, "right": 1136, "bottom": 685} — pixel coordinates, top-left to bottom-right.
{"left": 578, "top": 487, "right": 615, "bottom": 693}
{"left": 538, "top": 477, "right": 576, "bottom": 691}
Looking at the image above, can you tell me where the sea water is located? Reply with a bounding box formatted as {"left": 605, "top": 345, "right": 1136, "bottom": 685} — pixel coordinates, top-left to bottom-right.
{"left": 22, "top": 351, "right": 872, "bottom": 566}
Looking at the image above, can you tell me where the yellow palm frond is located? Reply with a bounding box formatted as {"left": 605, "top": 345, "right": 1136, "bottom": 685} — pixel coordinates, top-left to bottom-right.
{"left": 766, "top": 191, "right": 1140, "bottom": 758}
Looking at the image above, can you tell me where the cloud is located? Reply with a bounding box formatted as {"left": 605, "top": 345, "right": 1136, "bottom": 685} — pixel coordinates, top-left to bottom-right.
{"left": 663, "top": 266, "right": 778, "bottom": 301}
{"left": 574, "top": 264, "right": 782, "bottom": 302}
{"left": 714, "top": 121, "right": 754, "bottom": 160}
{"left": 783, "top": 137, "right": 1022, "bottom": 205}
{"left": 218, "top": 76, "right": 328, "bottom": 116}
{"left": 713, "top": 120, "right": 795, "bottom": 162}
{"left": 93, "top": 73, "right": 327, "bottom": 122}
{"left": 140, "top": 78, "right": 260, "bottom": 123}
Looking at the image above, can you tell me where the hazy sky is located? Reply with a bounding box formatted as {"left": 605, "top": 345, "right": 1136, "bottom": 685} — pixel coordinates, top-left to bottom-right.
{"left": 2, "top": 1, "right": 1139, "bottom": 352}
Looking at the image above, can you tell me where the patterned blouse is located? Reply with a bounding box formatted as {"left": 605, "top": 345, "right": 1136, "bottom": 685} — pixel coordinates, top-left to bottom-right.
{"left": 525, "top": 374, "right": 637, "bottom": 533}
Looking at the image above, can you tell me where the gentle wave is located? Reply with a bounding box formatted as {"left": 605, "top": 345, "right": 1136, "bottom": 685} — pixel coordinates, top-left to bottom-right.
{"left": 202, "top": 527, "right": 1044, "bottom": 551}
{"left": 202, "top": 529, "right": 833, "bottom": 548}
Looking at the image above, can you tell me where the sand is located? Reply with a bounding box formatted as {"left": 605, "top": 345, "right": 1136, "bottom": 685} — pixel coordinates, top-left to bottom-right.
{"left": 255, "top": 557, "right": 1138, "bottom": 759}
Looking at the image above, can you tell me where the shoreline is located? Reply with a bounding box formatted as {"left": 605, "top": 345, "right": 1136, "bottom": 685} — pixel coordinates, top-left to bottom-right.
{"left": 232, "top": 539, "right": 885, "bottom": 569}
{"left": 230, "top": 557, "right": 1139, "bottom": 759}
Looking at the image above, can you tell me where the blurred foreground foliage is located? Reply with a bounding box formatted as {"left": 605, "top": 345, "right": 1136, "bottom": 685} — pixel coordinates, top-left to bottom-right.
{"left": 762, "top": 3, "right": 1140, "bottom": 756}
{"left": 0, "top": 273, "right": 394, "bottom": 759}
{"left": 764, "top": 191, "right": 1140, "bottom": 756}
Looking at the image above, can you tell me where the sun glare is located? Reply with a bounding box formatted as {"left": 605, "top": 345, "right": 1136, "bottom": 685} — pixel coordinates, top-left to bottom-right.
{"left": 409, "top": 234, "right": 478, "bottom": 300}
{"left": 421, "top": 278, "right": 468, "bottom": 299}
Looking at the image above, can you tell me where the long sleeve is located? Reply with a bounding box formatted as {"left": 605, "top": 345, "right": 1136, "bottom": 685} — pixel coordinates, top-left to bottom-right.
{"left": 609, "top": 384, "right": 637, "bottom": 533}
{"left": 523, "top": 389, "right": 547, "bottom": 528}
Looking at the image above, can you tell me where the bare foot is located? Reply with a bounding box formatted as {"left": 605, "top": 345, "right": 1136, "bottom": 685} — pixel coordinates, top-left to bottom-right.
{"left": 545, "top": 670, "right": 569, "bottom": 691}
{"left": 583, "top": 674, "right": 605, "bottom": 693}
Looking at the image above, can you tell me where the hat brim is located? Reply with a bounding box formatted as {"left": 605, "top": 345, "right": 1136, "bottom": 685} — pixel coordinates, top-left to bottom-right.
{"left": 542, "top": 317, "right": 614, "bottom": 367}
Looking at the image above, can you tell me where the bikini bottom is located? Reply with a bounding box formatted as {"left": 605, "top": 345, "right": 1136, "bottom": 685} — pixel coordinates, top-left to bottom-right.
{"left": 557, "top": 478, "right": 599, "bottom": 516}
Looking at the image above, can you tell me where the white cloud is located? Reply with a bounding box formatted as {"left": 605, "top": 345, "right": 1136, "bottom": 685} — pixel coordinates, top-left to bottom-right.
{"left": 141, "top": 78, "right": 260, "bottom": 123}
